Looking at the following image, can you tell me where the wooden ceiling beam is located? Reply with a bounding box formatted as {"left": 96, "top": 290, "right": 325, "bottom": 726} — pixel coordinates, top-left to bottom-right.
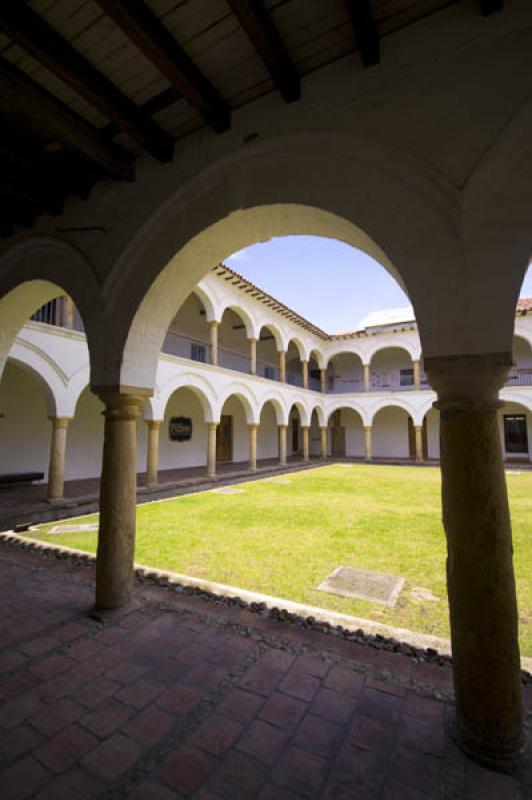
{"left": 480, "top": 0, "right": 503, "bottom": 14}
{"left": 227, "top": 0, "right": 300, "bottom": 102}
{"left": 0, "top": 2, "right": 173, "bottom": 162}
{"left": 95, "top": 0, "right": 230, "bottom": 133}
{"left": 0, "top": 58, "right": 133, "bottom": 181}
{"left": 347, "top": 1, "right": 380, "bottom": 67}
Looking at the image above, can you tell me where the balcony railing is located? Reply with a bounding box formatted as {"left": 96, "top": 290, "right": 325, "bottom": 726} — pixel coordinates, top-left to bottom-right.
{"left": 506, "top": 368, "right": 532, "bottom": 386}
{"left": 162, "top": 332, "right": 209, "bottom": 363}
{"left": 257, "top": 361, "right": 280, "bottom": 381}
{"left": 31, "top": 297, "right": 84, "bottom": 332}
{"left": 218, "top": 349, "right": 250, "bottom": 374}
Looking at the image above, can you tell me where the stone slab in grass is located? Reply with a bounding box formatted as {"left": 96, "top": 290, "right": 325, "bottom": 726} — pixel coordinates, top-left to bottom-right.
{"left": 265, "top": 479, "right": 291, "bottom": 485}
{"left": 317, "top": 566, "right": 405, "bottom": 607}
{"left": 49, "top": 523, "right": 98, "bottom": 533}
{"left": 210, "top": 487, "right": 245, "bottom": 494}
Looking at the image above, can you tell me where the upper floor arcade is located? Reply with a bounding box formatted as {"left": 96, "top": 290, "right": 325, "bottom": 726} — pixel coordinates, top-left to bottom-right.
{"left": 29, "top": 264, "right": 532, "bottom": 397}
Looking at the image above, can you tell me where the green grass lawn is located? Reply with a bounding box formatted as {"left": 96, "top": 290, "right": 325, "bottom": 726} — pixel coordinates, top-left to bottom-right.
{"left": 26, "top": 464, "right": 532, "bottom": 656}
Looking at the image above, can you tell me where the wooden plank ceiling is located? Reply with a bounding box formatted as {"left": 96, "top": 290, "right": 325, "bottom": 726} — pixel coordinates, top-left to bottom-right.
{"left": 0, "top": 0, "right": 501, "bottom": 237}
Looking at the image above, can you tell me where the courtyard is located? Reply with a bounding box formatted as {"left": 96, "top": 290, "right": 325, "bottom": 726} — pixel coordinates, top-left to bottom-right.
{"left": 24, "top": 464, "right": 532, "bottom": 658}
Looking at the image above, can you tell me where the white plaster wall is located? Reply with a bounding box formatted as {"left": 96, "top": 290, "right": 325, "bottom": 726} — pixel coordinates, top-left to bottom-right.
{"left": 65, "top": 388, "right": 104, "bottom": 480}
{"left": 258, "top": 403, "right": 278, "bottom": 460}
{"left": 341, "top": 408, "right": 365, "bottom": 457}
{"left": 0, "top": 362, "right": 49, "bottom": 480}
{"left": 221, "top": 395, "right": 249, "bottom": 463}
{"left": 372, "top": 407, "right": 410, "bottom": 458}
{"left": 159, "top": 388, "right": 207, "bottom": 470}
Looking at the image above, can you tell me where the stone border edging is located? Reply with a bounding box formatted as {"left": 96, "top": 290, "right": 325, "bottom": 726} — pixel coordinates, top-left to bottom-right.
{"left": 1, "top": 529, "right": 530, "bottom": 681}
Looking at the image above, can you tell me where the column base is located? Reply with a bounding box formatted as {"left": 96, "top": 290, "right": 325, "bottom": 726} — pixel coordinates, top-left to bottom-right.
{"left": 47, "top": 497, "right": 65, "bottom": 505}
{"left": 90, "top": 597, "right": 141, "bottom": 622}
{"left": 450, "top": 713, "right": 527, "bottom": 774}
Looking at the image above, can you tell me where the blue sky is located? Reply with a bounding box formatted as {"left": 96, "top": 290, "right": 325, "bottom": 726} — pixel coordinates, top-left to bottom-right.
{"left": 226, "top": 236, "right": 532, "bottom": 334}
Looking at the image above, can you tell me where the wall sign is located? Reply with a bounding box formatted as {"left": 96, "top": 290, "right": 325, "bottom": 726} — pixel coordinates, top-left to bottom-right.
{"left": 169, "top": 416, "right": 192, "bottom": 442}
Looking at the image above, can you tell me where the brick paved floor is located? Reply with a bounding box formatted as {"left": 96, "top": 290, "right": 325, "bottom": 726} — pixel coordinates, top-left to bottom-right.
{"left": 0, "top": 544, "right": 530, "bottom": 799}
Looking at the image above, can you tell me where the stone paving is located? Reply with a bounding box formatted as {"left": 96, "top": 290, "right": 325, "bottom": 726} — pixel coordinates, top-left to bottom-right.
{"left": 0, "top": 544, "right": 530, "bottom": 799}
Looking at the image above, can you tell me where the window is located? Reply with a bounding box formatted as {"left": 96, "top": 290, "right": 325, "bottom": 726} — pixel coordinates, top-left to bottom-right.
{"left": 400, "top": 368, "right": 414, "bottom": 386}
{"left": 504, "top": 415, "right": 529, "bottom": 454}
{"left": 190, "top": 343, "right": 206, "bottom": 363}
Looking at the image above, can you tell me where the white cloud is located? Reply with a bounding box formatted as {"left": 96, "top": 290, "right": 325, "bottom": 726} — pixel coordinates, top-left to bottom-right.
{"left": 226, "top": 248, "right": 249, "bottom": 263}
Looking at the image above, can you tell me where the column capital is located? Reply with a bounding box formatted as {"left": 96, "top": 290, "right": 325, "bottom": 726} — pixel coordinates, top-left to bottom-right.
{"left": 48, "top": 416, "right": 72, "bottom": 428}
{"left": 425, "top": 353, "right": 512, "bottom": 411}
{"left": 363, "top": 425, "right": 372, "bottom": 432}
{"left": 208, "top": 319, "right": 220, "bottom": 328}
{"left": 146, "top": 419, "right": 162, "bottom": 430}
{"left": 248, "top": 422, "right": 258, "bottom": 430}
{"left": 248, "top": 336, "right": 257, "bottom": 343}
{"left": 98, "top": 392, "right": 145, "bottom": 422}
{"left": 207, "top": 421, "right": 218, "bottom": 431}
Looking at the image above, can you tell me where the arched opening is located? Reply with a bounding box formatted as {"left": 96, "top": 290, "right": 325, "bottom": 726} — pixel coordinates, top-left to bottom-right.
{"left": 327, "top": 407, "right": 365, "bottom": 458}
{"left": 0, "top": 360, "right": 52, "bottom": 481}
{"left": 218, "top": 308, "right": 252, "bottom": 374}
{"left": 257, "top": 399, "right": 281, "bottom": 463}
{"left": 371, "top": 405, "right": 412, "bottom": 459}
{"left": 309, "top": 408, "right": 322, "bottom": 456}
{"left": 286, "top": 340, "right": 304, "bottom": 387}
{"left": 327, "top": 352, "right": 365, "bottom": 393}
{"left": 288, "top": 402, "right": 305, "bottom": 457}
{"left": 161, "top": 291, "right": 210, "bottom": 364}
{"left": 369, "top": 347, "right": 414, "bottom": 391}
{"left": 217, "top": 394, "right": 250, "bottom": 467}
{"left": 308, "top": 350, "right": 322, "bottom": 392}
{"left": 256, "top": 325, "right": 281, "bottom": 381}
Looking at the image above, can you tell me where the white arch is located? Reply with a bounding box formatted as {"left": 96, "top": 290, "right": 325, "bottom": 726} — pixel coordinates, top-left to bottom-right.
{"left": 286, "top": 337, "right": 306, "bottom": 361}
{"left": 191, "top": 285, "right": 217, "bottom": 323}
{"left": 258, "top": 392, "right": 289, "bottom": 426}
{"left": 369, "top": 398, "right": 422, "bottom": 426}
{"left": 68, "top": 365, "right": 92, "bottom": 417}
{"left": 0, "top": 237, "right": 104, "bottom": 385}
{"left": 217, "top": 381, "right": 260, "bottom": 425}
{"left": 308, "top": 348, "right": 326, "bottom": 370}
{"left": 5, "top": 347, "right": 64, "bottom": 418}
{"left": 367, "top": 340, "right": 419, "bottom": 365}
{"left": 288, "top": 396, "right": 311, "bottom": 427}
{"left": 219, "top": 303, "right": 259, "bottom": 340}
{"left": 500, "top": 389, "right": 532, "bottom": 413}
{"left": 106, "top": 131, "right": 462, "bottom": 390}
{"left": 156, "top": 372, "right": 217, "bottom": 423}
{"left": 512, "top": 330, "right": 532, "bottom": 352}
{"left": 257, "top": 321, "right": 286, "bottom": 352}
{"left": 309, "top": 403, "right": 326, "bottom": 427}
{"left": 326, "top": 400, "right": 368, "bottom": 427}
{"left": 325, "top": 348, "right": 365, "bottom": 369}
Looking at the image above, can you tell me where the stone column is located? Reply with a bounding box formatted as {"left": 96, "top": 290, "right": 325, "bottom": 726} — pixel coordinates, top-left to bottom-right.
{"left": 209, "top": 321, "right": 219, "bottom": 366}
{"left": 413, "top": 359, "right": 421, "bottom": 390}
{"left": 207, "top": 422, "right": 218, "bottom": 478}
{"left": 278, "top": 424, "right": 287, "bottom": 466}
{"left": 364, "top": 425, "right": 372, "bottom": 461}
{"left": 414, "top": 425, "right": 424, "bottom": 463}
{"left": 248, "top": 423, "right": 258, "bottom": 471}
{"left": 320, "top": 426, "right": 328, "bottom": 459}
{"left": 302, "top": 426, "right": 310, "bottom": 462}
{"left": 95, "top": 392, "right": 144, "bottom": 610}
{"left": 364, "top": 363, "right": 370, "bottom": 392}
{"left": 320, "top": 369, "right": 327, "bottom": 393}
{"left": 146, "top": 420, "right": 161, "bottom": 487}
{"left": 425, "top": 353, "right": 524, "bottom": 770}
{"left": 47, "top": 416, "right": 71, "bottom": 502}
{"left": 302, "top": 360, "right": 309, "bottom": 390}
{"left": 249, "top": 338, "right": 257, "bottom": 376}
{"left": 279, "top": 350, "right": 286, "bottom": 383}
{"left": 64, "top": 296, "right": 75, "bottom": 330}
